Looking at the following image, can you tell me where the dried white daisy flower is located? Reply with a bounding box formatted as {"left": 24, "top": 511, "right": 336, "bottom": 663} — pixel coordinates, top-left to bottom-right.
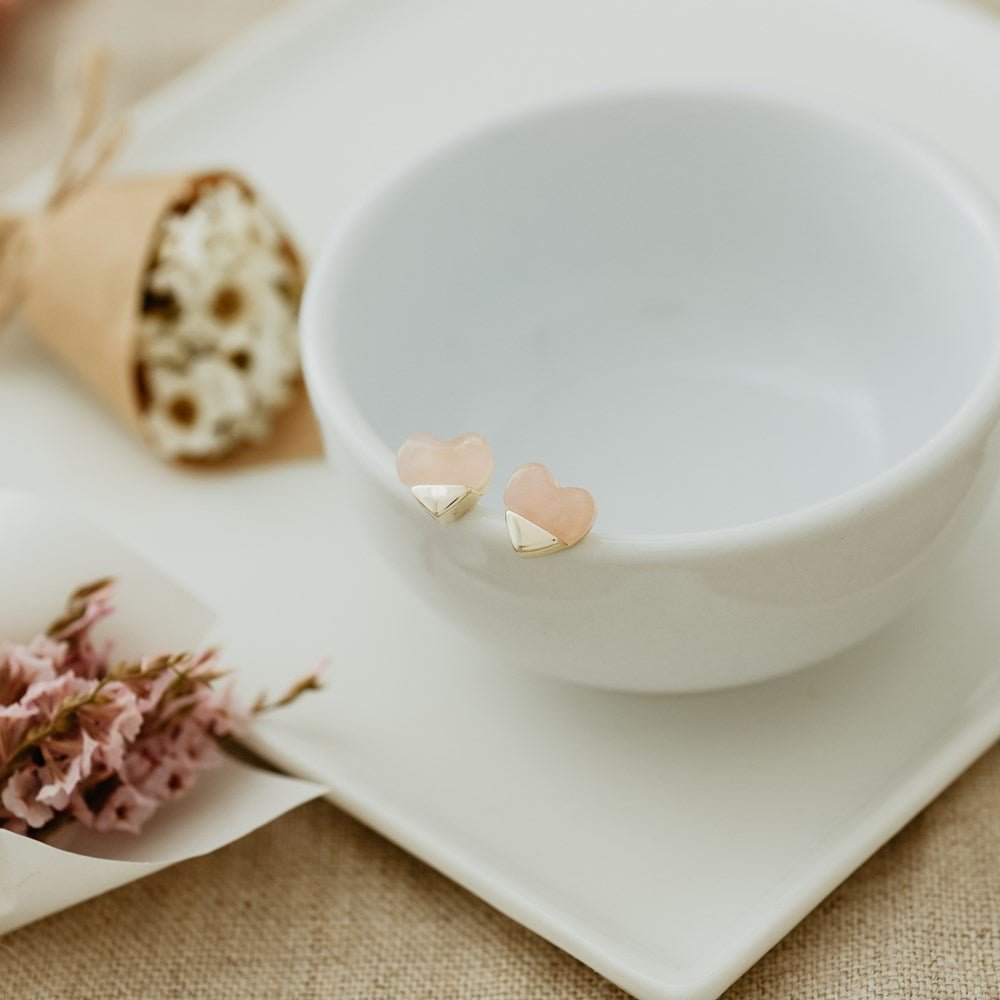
{"left": 136, "top": 176, "right": 303, "bottom": 461}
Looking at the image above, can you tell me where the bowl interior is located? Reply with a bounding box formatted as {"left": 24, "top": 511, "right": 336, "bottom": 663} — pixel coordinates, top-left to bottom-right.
{"left": 313, "top": 92, "right": 1000, "bottom": 535}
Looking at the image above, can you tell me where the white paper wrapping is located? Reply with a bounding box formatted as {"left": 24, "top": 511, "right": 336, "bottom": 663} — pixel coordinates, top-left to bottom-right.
{"left": 0, "top": 489, "right": 324, "bottom": 935}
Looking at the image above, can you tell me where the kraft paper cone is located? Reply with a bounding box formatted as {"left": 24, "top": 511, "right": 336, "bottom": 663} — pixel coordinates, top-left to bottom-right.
{"left": 16, "top": 171, "right": 322, "bottom": 467}
{"left": 20, "top": 174, "right": 184, "bottom": 427}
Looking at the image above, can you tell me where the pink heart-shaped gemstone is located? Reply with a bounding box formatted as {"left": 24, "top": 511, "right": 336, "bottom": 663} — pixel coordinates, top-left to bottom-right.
{"left": 396, "top": 433, "right": 494, "bottom": 491}
{"left": 504, "top": 463, "right": 596, "bottom": 547}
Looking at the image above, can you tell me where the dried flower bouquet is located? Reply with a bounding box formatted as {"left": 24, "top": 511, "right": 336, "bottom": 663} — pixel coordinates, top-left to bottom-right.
{"left": 1, "top": 52, "right": 314, "bottom": 464}
{"left": 0, "top": 579, "right": 320, "bottom": 839}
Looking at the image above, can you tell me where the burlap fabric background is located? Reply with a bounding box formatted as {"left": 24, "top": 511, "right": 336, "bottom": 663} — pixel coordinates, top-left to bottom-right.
{"left": 1, "top": 748, "right": 996, "bottom": 998}
{"left": 1, "top": 2, "right": 998, "bottom": 997}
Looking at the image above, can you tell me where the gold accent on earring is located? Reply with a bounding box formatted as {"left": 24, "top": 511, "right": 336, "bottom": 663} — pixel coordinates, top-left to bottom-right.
{"left": 396, "top": 432, "right": 494, "bottom": 524}
{"left": 411, "top": 484, "right": 482, "bottom": 524}
{"left": 503, "top": 462, "right": 596, "bottom": 558}
{"left": 504, "top": 510, "right": 567, "bottom": 558}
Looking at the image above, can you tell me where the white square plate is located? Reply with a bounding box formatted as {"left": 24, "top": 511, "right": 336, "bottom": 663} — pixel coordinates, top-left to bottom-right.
{"left": 3, "top": 1, "right": 1000, "bottom": 997}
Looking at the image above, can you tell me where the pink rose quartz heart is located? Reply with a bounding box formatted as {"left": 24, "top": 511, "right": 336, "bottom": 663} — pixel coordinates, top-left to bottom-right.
{"left": 396, "top": 433, "right": 494, "bottom": 491}
{"left": 503, "top": 463, "right": 596, "bottom": 547}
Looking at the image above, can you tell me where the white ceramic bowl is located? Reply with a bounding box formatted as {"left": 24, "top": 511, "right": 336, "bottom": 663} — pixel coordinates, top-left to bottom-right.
{"left": 302, "top": 89, "right": 1000, "bottom": 692}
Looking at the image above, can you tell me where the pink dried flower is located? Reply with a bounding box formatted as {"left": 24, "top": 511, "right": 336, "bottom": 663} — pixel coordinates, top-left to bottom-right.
{"left": 91, "top": 783, "right": 159, "bottom": 835}
{"left": 35, "top": 731, "right": 100, "bottom": 809}
{"left": 0, "top": 634, "right": 62, "bottom": 704}
{"left": 47, "top": 579, "right": 116, "bottom": 645}
{"left": 138, "top": 757, "right": 201, "bottom": 802}
{"left": 0, "top": 701, "right": 36, "bottom": 766}
{"left": 2, "top": 768, "right": 55, "bottom": 829}
{"left": 20, "top": 671, "right": 98, "bottom": 717}
{"left": 49, "top": 579, "right": 116, "bottom": 680}
{"left": 0, "top": 579, "right": 321, "bottom": 841}
{"left": 76, "top": 681, "right": 143, "bottom": 770}
{"left": 131, "top": 665, "right": 176, "bottom": 714}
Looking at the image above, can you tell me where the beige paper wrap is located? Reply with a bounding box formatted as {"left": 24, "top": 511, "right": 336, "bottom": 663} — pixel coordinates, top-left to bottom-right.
{"left": 21, "top": 174, "right": 185, "bottom": 427}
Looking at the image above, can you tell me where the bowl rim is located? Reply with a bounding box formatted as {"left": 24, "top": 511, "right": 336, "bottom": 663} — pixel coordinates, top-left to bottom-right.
{"left": 301, "top": 84, "right": 1000, "bottom": 557}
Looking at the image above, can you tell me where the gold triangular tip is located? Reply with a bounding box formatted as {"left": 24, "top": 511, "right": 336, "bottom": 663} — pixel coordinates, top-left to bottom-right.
{"left": 411, "top": 484, "right": 477, "bottom": 523}
{"left": 505, "top": 510, "right": 567, "bottom": 558}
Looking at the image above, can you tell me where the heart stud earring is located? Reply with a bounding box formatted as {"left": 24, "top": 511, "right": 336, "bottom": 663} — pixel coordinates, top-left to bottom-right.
{"left": 504, "top": 462, "right": 596, "bottom": 557}
{"left": 396, "top": 432, "right": 494, "bottom": 524}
